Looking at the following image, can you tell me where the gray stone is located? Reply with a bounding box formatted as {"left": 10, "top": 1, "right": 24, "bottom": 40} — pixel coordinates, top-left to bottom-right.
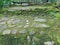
{"left": 26, "top": 20, "right": 29, "bottom": 22}
{"left": 34, "top": 18, "right": 46, "bottom": 22}
{"left": 33, "top": 24, "right": 49, "bottom": 28}
{"left": 39, "top": 24, "right": 49, "bottom": 27}
{"left": 12, "top": 19, "right": 20, "bottom": 24}
{"left": 1, "top": 17, "right": 8, "bottom": 21}
{"left": 44, "top": 41, "right": 54, "bottom": 45}
{"left": 26, "top": 22, "right": 29, "bottom": 25}
{"left": 0, "top": 22, "right": 6, "bottom": 25}
{"left": 19, "top": 30, "right": 26, "bottom": 34}
{"left": 22, "top": 3, "right": 29, "bottom": 6}
{"left": 7, "top": 20, "right": 12, "bottom": 24}
{"left": 11, "top": 30, "right": 17, "bottom": 34}
{"left": 27, "top": 36, "right": 30, "bottom": 41}
{"left": 24, "top": 25, "right": 29, "bottom": 28}
{"left": 0, "top": 30, "right": 2, "bottom": 33}
{"left": 3, "top": 30, "right": 11, "bottom": 35}
{"left": 0, "top": 25, "right": 7, "bottom": 29}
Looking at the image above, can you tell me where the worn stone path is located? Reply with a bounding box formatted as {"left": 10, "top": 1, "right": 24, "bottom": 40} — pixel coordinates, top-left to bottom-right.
{"left": 0, "top": 15, "right": 55, "bottom": 35}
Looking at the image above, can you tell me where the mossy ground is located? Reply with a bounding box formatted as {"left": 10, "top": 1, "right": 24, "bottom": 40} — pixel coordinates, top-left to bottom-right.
{"left": 0, "top": 5, "right": 60, "bottom": 45}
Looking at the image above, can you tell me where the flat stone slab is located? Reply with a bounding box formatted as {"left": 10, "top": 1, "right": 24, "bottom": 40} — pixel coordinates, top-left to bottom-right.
{"left": 1, "top": 17, "right": 8, "bottom": 21}
{"left": 24, "top": 25, "right": 29, "bottom": 28}
{"left": 19, "top": 30, "right": 26, "bottom": 34}
{"left": 44, "top": 41, "right": 54, "bottom": 45}
{"left": 8, "top": 6, "right": 53, "bottom": 11}
{"left": 2, "top": 30, "right": 11, "bottom": 35}
{"left": 34, "top": 18, "right": 46, "bottom": 22}
{"left": 8, "top": 7, "right": 29, "bottom": 11}
{"left": 11, "top": 30, "right": 17, "bottom": 34}
{"left": 0, "top": 30, "right": 2, "bottom": 33}
{"left": 0, "top": 22, "right": 6, "bottom": 25}
{"left": 0, "top": 25, "right": 7, "bottom": 29}
{"left": 32, "top": 23, "right": 50, "bottom": 28}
